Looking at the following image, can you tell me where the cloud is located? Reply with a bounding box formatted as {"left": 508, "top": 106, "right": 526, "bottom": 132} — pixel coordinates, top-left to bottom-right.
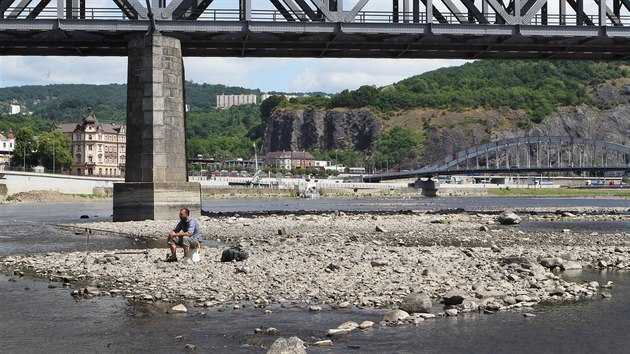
{"left": 0, "top": 56, "right": 466, "bottom": 94}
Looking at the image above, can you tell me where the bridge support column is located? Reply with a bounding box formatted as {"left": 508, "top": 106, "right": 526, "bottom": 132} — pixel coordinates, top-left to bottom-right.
{"left": 113, "top": 34, "right": 201, "bottom": 222}
{"left": 414, "top": 178, "right": 439, "bottom": 197}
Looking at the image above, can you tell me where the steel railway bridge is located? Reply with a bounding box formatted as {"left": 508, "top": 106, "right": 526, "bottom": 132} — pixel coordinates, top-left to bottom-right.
{"left": 2, "top": 0, "right": 630, "bottom": 58}
{"left": 363, "top": 136, "right": 630, "bottom": 182}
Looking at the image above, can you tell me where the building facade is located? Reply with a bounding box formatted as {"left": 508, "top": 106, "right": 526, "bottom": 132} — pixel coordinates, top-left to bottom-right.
{"left": 216, "top": 94, "right": 258, "bottom": 109}
{"left": 56, "top": 109, "right": 126, "bottom": 177}
{"left": 0, "top": 128, "right": 15, "bottom": 169}
{"left": 265, "top": 151, "right": 316, "bottom": 170}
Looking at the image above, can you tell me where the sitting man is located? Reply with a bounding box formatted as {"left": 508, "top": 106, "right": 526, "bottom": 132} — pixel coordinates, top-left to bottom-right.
{"left": 166, "top": 207, "right": 202, "bottom": 262}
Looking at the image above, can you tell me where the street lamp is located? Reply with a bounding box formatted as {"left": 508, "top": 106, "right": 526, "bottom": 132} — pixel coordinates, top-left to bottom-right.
{"left": 52, "top": 139, "right": 56, "bottom": 174}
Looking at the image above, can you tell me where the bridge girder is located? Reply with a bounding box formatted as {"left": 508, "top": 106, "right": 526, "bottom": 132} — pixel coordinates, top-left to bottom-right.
{"left": 1, "top": 0, "right": 630, "bottom": 57}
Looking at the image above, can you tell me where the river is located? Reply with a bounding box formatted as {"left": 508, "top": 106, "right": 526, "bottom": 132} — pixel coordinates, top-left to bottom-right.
{"left": 1, "top": 197, "right": 629, "bottom": 353}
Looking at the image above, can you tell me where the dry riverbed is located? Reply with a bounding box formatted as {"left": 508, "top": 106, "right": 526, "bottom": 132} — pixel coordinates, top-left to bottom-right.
{"left": 4, "top": 210, "right": 630, "bottom": 316}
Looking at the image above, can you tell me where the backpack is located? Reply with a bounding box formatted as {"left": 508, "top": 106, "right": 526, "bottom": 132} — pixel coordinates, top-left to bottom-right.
{"left": 221, "top": 245, "right": 249, "bottom": 262}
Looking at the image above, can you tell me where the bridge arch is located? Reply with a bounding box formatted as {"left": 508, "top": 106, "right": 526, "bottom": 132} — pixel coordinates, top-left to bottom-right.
{"left": 364, "top": 136, "right": 630, "bottom": 182}
{"left": 424, "top": 136, "right": 630, "bottom": 174}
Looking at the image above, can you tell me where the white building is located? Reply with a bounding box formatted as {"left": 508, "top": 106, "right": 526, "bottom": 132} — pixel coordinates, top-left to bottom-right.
{"left": 216, "top": 94, "right": 258, "bottom": 109}
{"left": 10, "top": 104, "right": 20, "bottom": 115}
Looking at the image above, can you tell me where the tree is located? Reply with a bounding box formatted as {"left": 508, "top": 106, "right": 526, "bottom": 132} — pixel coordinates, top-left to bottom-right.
{"left": 373, "top": 126, "right": 420, "bottom": 165}
{"left": 37, "top": 130, "right": 72, "bottom": 172}
{"left": 260, "top": 95, "right": 287, "bottom": 124}
{"left": 11, "top": 127, "right": 38, "bottom": 170}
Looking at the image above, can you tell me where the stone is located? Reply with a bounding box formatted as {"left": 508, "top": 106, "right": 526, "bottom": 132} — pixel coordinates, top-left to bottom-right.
{"left": 445, "top": 309, "right": 458, "bottom": 317}
{"left": 266, "top": 337, "right": 306, "bottom": 354}
{"left": 399, "top": 293, "right": 432, "bottom": 313}
{"left": 382, "top": 309, "right": 410, "bottom": 322}
{"left": 601, "top": 292, "right": 612, "bottom": 299}
{"left": 475, "top": 290, "right": 507, "bottom": 299}
{"left": 559, "top": 260, "right": 582, "bottom": 270}
{"left": 442, "top": 291, "right": 467, "bottom": 306}
{"left": 370, "top": 259, "right": 388, "bottom": 267}
{"left": 375, "top": 225, "right": 387, "bottom": 232}
{"left": 540, "top": 257, "right": 563, "bottom": 269}
{"left": 523, "top": 313, "right": 536, "bottom": 317}
{"left": 313, "top": 340, "right": 333, "bottom": 347}
{"left": 327, "top": 328, "right": 351, "bottom": 336}
{"left": 170, "top": 304, "right": 188, "bottom": 313}
{"left": 479, "top": 225, "right": 490, "bottom": 232}
{"left": 266, "top": 327, "right": 279, "bottom": 335}
{"left": 184, "top": 344, "right": 196, "bottom": 350}
{"left": 359, "top": 321, "right": 374, "bottom": 329}
{"left": 497, "top": 212, "right": 521, "bottom": 225}
{"left": 337, "top": 321, "right": 359, "bottom": 331}
{"left": 308, "top": 305, "right": 322, "bottom": 312}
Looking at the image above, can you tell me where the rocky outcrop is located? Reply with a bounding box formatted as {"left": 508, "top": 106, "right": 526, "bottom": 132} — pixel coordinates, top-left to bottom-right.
{"left": 262, "top": 108, "right": 381, "bottom": 153}
{"left": 530, "top": 104, "right": 630, "bottom": 143}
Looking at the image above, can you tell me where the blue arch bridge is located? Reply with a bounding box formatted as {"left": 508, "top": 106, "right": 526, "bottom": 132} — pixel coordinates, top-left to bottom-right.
{"left": 362, "top": 136, "right": 630, "bottom": 193}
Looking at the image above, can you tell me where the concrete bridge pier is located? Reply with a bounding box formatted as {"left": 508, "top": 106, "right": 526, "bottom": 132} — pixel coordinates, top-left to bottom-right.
{"left": 414, "top": 178, "right": 439, "bottom": 197}
{"left": 113, "top": 34, "right": 201, "bottom": 222}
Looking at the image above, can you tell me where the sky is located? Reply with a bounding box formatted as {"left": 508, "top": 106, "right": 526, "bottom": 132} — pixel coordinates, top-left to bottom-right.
{"left": 0, "top": 56, "right": 468, "bottom": 94}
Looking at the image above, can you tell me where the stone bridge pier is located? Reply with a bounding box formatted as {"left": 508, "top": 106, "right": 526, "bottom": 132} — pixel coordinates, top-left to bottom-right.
{"left": 113, "top": 34, "right": 201, "bottom": 221}
{"left": 414, "top": 178, "right": 439, "bottom": 197}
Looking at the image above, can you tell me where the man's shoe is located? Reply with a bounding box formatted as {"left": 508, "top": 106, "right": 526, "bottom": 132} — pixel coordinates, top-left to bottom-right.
{"left": 166, "top": 255, "right": 178, "bottom": 262}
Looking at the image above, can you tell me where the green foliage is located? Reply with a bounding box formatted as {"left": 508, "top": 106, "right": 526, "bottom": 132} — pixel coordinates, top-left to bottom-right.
{"left": 322, "top": 61, "right": 626, "bottom": 121}
{"left": 313, "top": 149, "right": 360, "bottom": 167}
{"left": 11, "top": 127, "right": 38, "bottom": 169}
{"left": 373, "top": 126, "right": 421, "bottom": 165}
{"left": 0, "top": 114, "right": 52, "bottom": 136}
{"left": 37, "top": 130, "right": 73, "bottom": 171}
{"left": 260, "top": 95, "right": 287, "bottom": 124}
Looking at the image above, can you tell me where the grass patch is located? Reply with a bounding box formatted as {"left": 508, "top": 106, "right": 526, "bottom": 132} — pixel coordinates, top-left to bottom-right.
{"left": 488, "top": 188, "right": 630, "bottom": 198}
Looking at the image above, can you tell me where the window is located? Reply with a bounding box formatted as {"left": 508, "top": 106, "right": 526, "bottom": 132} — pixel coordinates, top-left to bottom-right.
{"left": 88, "top": 145, "right": 92, "bottom": 151}
{"left": 88, "top": 135, "right": 92, "bottom": 140}
{"left": 98, "top": 144, "right": 102, "bottom": 152}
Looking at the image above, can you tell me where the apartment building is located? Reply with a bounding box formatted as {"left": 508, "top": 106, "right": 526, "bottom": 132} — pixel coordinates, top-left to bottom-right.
{"left": 56, "top": 108, "right": 126, "bottom": 177}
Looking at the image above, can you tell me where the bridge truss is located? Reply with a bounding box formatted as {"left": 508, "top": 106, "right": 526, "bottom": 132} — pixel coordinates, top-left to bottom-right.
{"left": 364, "top": 136, "right": 630, "bottom": 181}
{"left": 2, "top": 0, "right": 630, "bottom": 58}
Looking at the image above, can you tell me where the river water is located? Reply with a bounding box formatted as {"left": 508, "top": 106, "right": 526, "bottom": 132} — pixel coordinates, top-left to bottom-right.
{"left": 1, "top": 197, "right": 630, "bottom": 353}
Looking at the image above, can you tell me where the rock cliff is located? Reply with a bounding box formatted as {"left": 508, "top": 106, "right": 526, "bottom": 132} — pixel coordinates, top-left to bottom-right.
{"left": 262, "top": 108, "right": 381, "bottom": 153}
{"left": 262, "top": 102, "right": 630, "bottom": 165}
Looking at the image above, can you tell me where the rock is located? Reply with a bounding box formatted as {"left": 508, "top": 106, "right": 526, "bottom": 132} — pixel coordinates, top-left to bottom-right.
{"left": 337, "top": 321, "right": 359, "bottom": 331}
{"left": 490, "top": 244, "right": 502, "bottom": 252}
{"left": 549, "top": 287, "right": 566, "bottom": 296}
{"left": 313, "top": 340, "right": 333, "bottom": 347}
{"left": 497, "top": 211, "right": 521, "bottom": 225}
{"left": 523, "top": 313, "right": 536, "bottom": 317}
{"left": 445, "top": 309, "right": 458, "bottom": 317}
{"left": 540, "top": 257, "right": 562, "bottom": 269}
{"left": 375, "top": 225, "right": 387, "bottom": 232}
{"left": 277, "top": 228, "right": 287, "bottom": 236}
{"left": 266, "top": 337, "right": 306, "bottom": 354}
{"left": 479, "top": 225, "right": 490, "bottom": 232}
{"left": 308, "top": 305, "right": 322, "bottom": 312}
{"left": 359, "top": 321, "right": 374, "bottom": 329}
{"left": 184, "top": 344, "right": 196, "bottom": 351}
{"left": 382, "top": 309, "right": 410, "bottom": 322}
{"left": 266, "top": 327, "right": 279, "bottom": 335}
{"left": 370, "top": 259, "right": 388, "bottom": 267}
{"left": 400, "top": 293, "right": 432, "bottom": 313}
{"left": 601, "top": 292, "right": 612, "bottom": 298}
{"left": 170, "top": 304, "right": 188, "bottom": 313}
{"left": 559, "top": 260, "right": 582, "bottom": 270}
{"left": 327, "top": 328, "right": 351, "bottom": 336}
{"left": 442, "top": 291, "right": 467, "bottom": 306}
{"left": 475, "top": 290, "right": 507, "bottom": 299}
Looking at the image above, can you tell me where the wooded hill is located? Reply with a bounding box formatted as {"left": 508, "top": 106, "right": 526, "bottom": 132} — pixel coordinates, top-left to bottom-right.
{"left": 1, "top": 60, "right": 629, "bottom": 167}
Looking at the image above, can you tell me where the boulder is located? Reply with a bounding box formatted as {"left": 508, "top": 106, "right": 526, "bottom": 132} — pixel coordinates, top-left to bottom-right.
{"left": 266, "top": 337, "right": 306, "bottom": 354}
{"left": 382, "top": 309, "right": 410, "bottom": 322}
{"left": 497, "top": 212, "right": 521, "bottom": 225}
{"left": 399, "top": 293, "right": 432, "bottom": 313}
{"left": 170, "top": 304, "right": 188, "bottom": 313}
{"left": 442, "top": 291, "right": 467, "bottom": 306}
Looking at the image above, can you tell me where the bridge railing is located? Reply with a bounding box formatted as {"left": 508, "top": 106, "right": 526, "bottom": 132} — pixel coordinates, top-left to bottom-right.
{"left": 4, "top": 5, "right": 630, "bottom": 26}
